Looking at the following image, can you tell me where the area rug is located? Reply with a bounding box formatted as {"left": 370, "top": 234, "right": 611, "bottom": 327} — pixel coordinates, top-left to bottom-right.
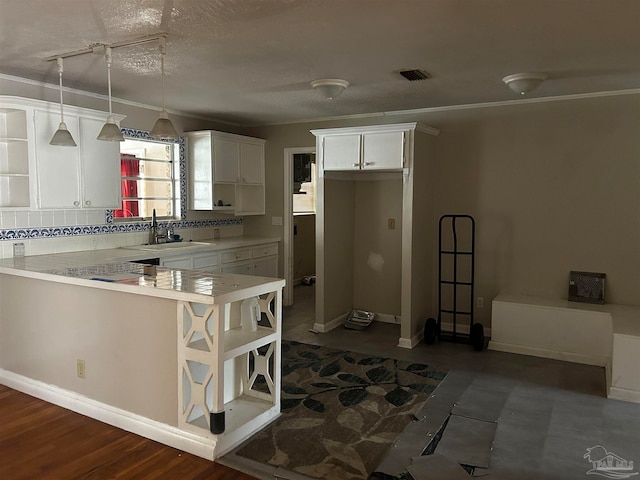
{"left": 235, "top": 340, "right": 447, "bottom": 480}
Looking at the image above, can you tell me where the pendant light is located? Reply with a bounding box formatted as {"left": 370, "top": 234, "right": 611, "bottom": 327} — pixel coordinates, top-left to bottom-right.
{"left": 49, "top": 57, "right": 77, "bottom": 146}
{"left": 150, "top": 37, "right": 178, "bottom": 139}
{"left": 97, "top": 47, "right": 124, "bottom": 141}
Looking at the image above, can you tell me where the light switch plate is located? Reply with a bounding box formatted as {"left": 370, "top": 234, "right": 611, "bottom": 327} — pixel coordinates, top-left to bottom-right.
{"left": 272, "top": 216, "right": 283, "bottom": 226}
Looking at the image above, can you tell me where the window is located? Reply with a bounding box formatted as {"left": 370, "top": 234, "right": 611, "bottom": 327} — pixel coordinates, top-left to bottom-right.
{"left": 292, "top": 153, "right": 316, "bottom": 215}
{"left": 114, "top": 138, "right": 179, "bottom": 220}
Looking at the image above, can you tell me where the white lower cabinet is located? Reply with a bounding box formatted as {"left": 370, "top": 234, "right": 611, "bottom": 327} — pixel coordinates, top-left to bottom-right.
{"left": 221, "top": 244, "right": 278, "bottom": 277}
{"left": 161, "top": 256, "right": 192, "bottom": 269}
{"left": 252, "top": 244, "right": 279, "bottom": 277}
{"left": 160, "top": 243, "right": 278, "bottom": 278}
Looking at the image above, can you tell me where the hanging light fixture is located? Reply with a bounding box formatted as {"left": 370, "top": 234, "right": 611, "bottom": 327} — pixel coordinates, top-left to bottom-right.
{"left": 97, "top": 47, "right": 124, "bottom": 141}
{"left": 49, "top": 57, "right": 77, "bottom": 146}
{"left": 150, "top": 37, "right": 178, "bottom": 139}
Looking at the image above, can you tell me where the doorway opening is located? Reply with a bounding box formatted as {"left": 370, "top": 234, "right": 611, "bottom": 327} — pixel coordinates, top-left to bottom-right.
{"left": 283, "top": 147, "right": 316, "bottom": 307}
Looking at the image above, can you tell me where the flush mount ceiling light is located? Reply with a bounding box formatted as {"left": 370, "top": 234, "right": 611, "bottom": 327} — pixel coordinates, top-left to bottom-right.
{"left": 97, "top": 47, "right": 124, "bottom": 142}
{"left": 49, "top": 57, "right": 77, "bottom": 147}
{"left": 150, "top": 37, "right": 178, "bottom": 140}
{"left": 502, "top": 72, "right": 548, "bottom": 95}
{"left": 310, "top": 79, "right": 349, "bottom": 100}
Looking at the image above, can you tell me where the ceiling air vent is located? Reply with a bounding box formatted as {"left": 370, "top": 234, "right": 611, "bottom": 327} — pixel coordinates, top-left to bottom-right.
{"left": 398, "top": 69, "right": 431, "bottom": 81}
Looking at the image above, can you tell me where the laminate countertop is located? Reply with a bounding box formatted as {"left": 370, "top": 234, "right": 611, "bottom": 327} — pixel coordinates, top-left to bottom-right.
{"left": 0, "top": 237, "right": 284, "bottom": 304}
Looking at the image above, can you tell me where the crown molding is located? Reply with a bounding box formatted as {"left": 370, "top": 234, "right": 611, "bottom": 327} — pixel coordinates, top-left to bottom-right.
{"left": 0, "top": 73, "right": 241, "bottom": 127}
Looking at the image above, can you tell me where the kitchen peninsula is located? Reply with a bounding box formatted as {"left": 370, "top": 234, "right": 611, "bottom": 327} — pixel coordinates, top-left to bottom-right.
{"left": 0, "top": 238, "right": 284, "bottom": 460}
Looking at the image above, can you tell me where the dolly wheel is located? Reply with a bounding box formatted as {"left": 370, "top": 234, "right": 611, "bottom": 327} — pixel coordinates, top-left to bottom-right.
{"left": 424, "top": 318, "right": 437, "bottom": 345}
{"left": 471, "top": 323, "right": 485, "bottom": 351}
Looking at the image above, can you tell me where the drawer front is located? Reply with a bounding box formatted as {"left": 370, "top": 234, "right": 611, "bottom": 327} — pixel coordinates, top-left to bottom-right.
{"left": 252, "top": 243, "right": 278, "bottom": 259}
{"left": 222, "top": 248, "right": 252, "bottom": 264}
{"left": 193, "top": 253, "right": 219, "bottom": 269}
{"left": 221, "top": 261, "right": 252, "bottom": 275}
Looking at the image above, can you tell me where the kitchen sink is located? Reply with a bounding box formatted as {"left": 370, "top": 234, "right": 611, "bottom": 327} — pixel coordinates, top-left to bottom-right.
{"left": 121, "top": 241, "right": 213, "bottom": 251}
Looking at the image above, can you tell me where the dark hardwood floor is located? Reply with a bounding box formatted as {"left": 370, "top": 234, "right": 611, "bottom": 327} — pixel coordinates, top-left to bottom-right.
{"left": 0, "top": 385, "right": 258, "bottom": 480}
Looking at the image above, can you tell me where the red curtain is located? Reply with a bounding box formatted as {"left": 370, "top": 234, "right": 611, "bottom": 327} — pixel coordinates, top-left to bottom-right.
{"left": 114, "top": 154, "right": 140, "bottom": 218}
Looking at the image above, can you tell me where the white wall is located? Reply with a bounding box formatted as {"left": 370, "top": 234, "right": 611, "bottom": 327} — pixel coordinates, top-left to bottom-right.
{"left": 353, "top": 176, "right": 403, "bottom": 315}
{"left": 0, "top": 275, "right": 179, "bottom": 425}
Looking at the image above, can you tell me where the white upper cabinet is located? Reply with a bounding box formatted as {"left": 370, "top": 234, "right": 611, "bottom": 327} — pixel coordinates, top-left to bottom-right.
{"left": 34, "top": 109, "right": 82, "bottom": 208}
{"left": 79, "top": 117, "right": 121, "bottom": 208}
{"left": 187, "top": 130, "right": 265, "bottom": 216}
{"left": 34, "top": 109, "right": 122, "bottom": 209}
{"left": 239, "top": 142, "right": 264, "bottom": 184}
{"left": 362, "top": 131, "right": 406, "bottom": 170}
{"left": 0, "top": 96, "right": 124, "bottom": 210}
{"left": 313, "top": 123, "right": 419, "bottom": 172}
{"left": 213, "top": 136, "right": 240, "bottom": 183}
{"left": 322, "top": 134, "right": 361, "bottom": 171}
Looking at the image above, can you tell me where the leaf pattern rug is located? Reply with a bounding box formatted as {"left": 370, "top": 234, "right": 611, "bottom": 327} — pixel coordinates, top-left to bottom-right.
{"left": 236, "top": 340, "right": 447, "bottom": 480}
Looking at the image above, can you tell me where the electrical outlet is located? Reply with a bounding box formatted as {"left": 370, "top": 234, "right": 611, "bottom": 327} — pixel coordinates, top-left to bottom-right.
{"left": 477, "top": 297, "right": 484, "bottom": 309}
{"left": 13, "top": 242, "right": 25, "bottom": 257}
{"left": 388, "top": 218, "right": 396, "bottom": 230}
{"left": 76, "top": 359, "right": 86, "bottom": 379}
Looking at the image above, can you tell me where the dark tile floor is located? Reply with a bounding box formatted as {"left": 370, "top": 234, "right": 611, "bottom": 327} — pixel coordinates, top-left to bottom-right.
{"left": 280, "top": 285, "right": 640, "bottom": 479}
{"left": 223, "top": 285, "right": 640, "bottom": 479}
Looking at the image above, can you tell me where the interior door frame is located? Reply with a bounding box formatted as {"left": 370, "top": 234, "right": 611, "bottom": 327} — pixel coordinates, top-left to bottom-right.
{"left": 283, "top": 146, "right": 316, "bottom": 307}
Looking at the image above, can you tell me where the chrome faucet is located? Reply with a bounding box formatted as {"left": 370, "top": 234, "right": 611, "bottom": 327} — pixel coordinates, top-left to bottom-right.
{"left": 149, "top": 209, "right": 170, "bottom": 244}
{"left": 149, "top": 209, "right": 158, "bottom": 244}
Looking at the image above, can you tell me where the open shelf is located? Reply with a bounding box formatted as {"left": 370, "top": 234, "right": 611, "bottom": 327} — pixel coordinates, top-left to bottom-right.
{"left": 0, "top": 106, "right": 30, "bottom": 208}
{"left": 223, "top": 326, "right": 276, "bottom": 360}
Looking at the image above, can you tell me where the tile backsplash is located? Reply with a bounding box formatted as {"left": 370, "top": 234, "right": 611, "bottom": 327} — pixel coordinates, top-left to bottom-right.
{"left": 0, "top": 208, "right": 242, "bottom": 258}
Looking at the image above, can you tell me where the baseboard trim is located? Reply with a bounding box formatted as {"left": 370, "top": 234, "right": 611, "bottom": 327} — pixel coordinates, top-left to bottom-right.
{"left": 487, "top": 341, "right": 609, "bottom": 367}
{"left": 313, "top": 312, "right": 348, "bottom": 333}
{"left": 0, "top": 369, "right": 216, "bottom": 460}
{"left": 608, "top": 386, "right": 640, "bottom": 404}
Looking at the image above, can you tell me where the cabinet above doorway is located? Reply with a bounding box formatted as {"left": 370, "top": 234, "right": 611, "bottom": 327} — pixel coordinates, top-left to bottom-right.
{"left": 312, "top": 123, "right": 438, "bottom": 173}
{"left": 186, "top": 130, "right": 265, "bottom": 216}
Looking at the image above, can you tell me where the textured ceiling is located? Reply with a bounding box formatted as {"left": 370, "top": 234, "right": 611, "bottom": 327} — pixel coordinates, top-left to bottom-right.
{"left": 1, "top": 0, "right": 639, "bottom": 126}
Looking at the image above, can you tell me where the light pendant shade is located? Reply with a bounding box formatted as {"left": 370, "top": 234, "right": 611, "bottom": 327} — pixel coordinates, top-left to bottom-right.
{"left": 50, "top": 121, "right": 77, "bottom": 146}
{"left": 97, "top": 47, "right": 124, "bottom": 142}
{"left": 150, "top": 109, "right": 179, "bottom": 139}
{"left": 150, "top": 38, "right": 178, "bottom": 140}
{"left": 310, "top": 78, "right": 349, "bottom": 100}
{"left": 97, "top": 115, "right": 125, "bottom": 141}
{"left": 502, "top": 72, "right": 548, "bottom": 95}
{"left": 50, "top": 58, "right": 77, "bottom": 147}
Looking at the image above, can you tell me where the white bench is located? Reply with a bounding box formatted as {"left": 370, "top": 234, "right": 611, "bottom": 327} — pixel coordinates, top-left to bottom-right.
{"left": 488, "top": 294, "right": 640, "bottom": 404}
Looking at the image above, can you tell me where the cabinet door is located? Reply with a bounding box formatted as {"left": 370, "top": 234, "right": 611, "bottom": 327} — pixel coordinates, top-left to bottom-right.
{"left": 79, "top": 117, "right": 121, "bottom": 208}
{"left": 239, "top": 142, "right": 264, "bottom": 184}
{"left": 187, "top": 133, "right": 213, "bottom": 210}
{"left": 34, "top": 110, "right": 81, "bottom": 208}
{"left": 213, "top": 137, "right": 239, "bottom": 183}
{"left": 253, "top": 256, "right": 278, "bottom": 277}
{"left": 161, "top": 256, "right": 193, "bottom": 269}
{"left": 193, "top": 252, "right": 219, "bottom": 272}
{"left": 362, "top": 131, "right": 405, "bottom": 170}
{"left": 322, "top": 134, "right": 361, "bottom": 171}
